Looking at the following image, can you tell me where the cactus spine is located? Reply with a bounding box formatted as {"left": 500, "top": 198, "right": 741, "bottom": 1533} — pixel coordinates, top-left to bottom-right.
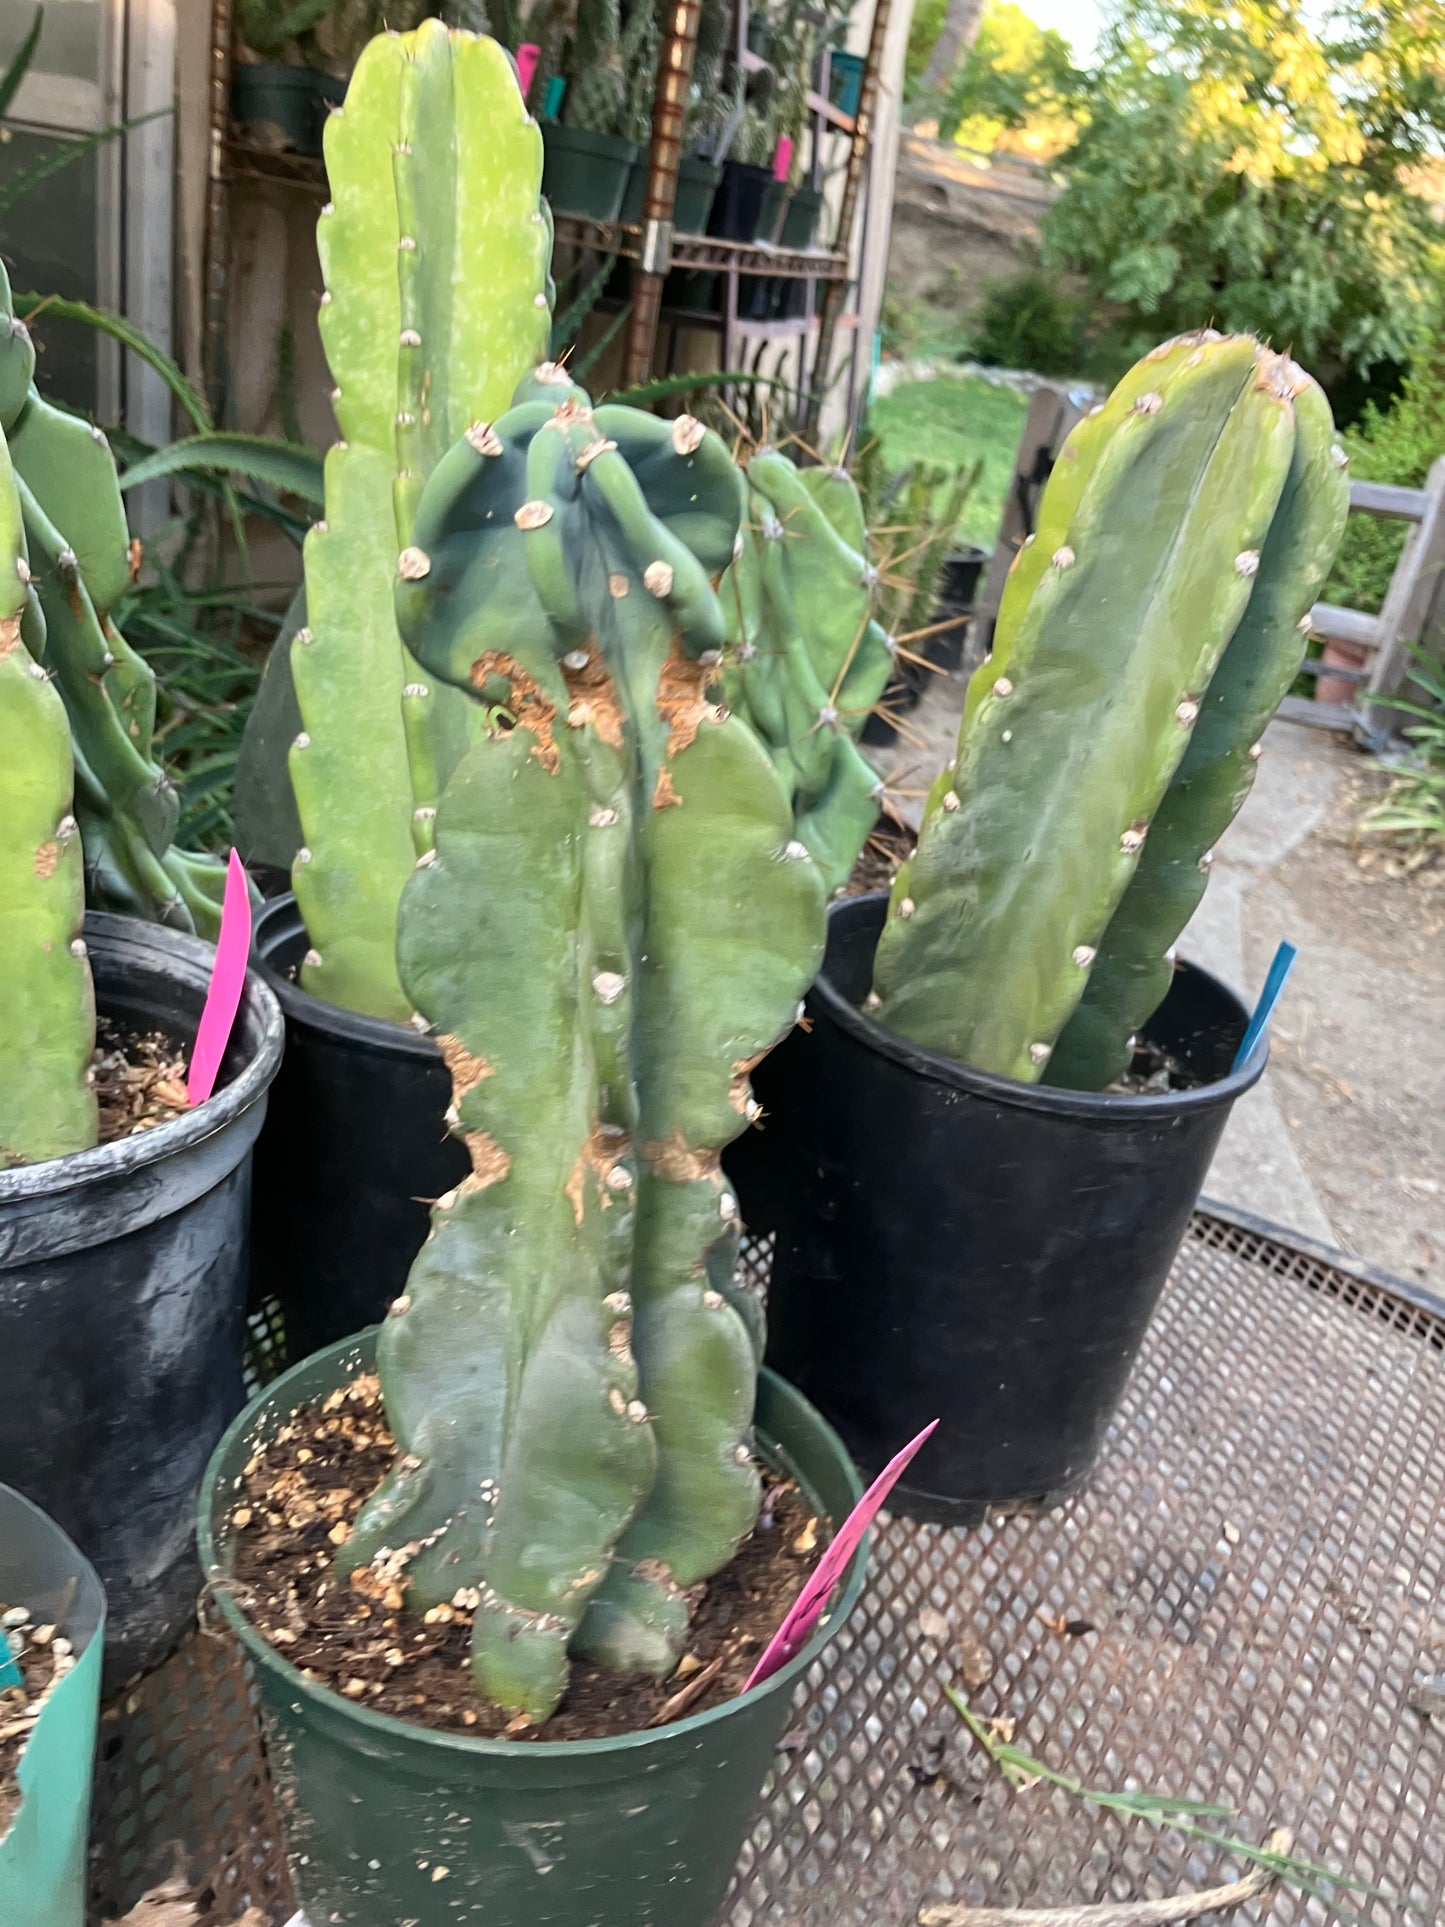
{"left": 724, "top": 450, "right": 892, "bottom": 892}
{"left": 290, "top": 23, "right": 551, "bottom": 1020}
{"left": 337, "top": 372, "right": 824, "bottom": 1722}
{"left": 872, "top": 335, "right": 1345, "bottom": 1085}
{"left": 0, "top": 419, "right": 96, "bottom": 1167}
{"left": 0, "top": 268, "right": 228, "bottom": 938}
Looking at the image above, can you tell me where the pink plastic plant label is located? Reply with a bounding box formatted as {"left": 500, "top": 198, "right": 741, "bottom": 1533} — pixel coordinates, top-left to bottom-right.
{"left": 773, "top": 136, "right": 793, "bottom": 183}
{"left": 186, "top": 849, "right": 251, "bottom": 1108}
{"left": 516, "top": 43, "right": 540, "bottom": 100}
{"left": 743, "top": 1419, "right": 938, "bottom": 1692}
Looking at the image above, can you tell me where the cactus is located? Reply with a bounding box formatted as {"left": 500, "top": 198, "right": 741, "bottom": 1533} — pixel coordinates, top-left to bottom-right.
{"left": 286, "top": 22, "right": 552, "bottom": 1021}
{"left": 723, "top": 449, "right": 892, "bottom": 891}
{"left": 336, "top": 370, "right": 825, "bottom": 1722}
{"left": 0, "top": 267, "right": 228, "bottom": 938}
{"left": 0, "top": 417, "right": 96, "bottom": 1168}
{"left": 872, "top": 335, "right": 1347, "bottom": 1086}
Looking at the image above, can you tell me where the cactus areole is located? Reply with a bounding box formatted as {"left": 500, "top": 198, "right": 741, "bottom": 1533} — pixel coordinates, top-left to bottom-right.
{"left": 871, "top": 333, "right": 1349, "bottom": 1090}
{"left": 332, "top": 371, "right": 826, "bottom": 1723}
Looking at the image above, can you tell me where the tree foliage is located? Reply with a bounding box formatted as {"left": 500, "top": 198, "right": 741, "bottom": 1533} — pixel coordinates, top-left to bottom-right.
{"left": 940, "top": 3, "right": 1082, "bottom": 150}
{"left": 1044, "top": 0, "right": 1445, "bottom": 378}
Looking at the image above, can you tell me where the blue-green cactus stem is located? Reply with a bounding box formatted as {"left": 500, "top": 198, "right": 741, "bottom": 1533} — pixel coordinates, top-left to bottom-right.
{"left": 339, "top": 375, "right": 823, "bottom": 1720}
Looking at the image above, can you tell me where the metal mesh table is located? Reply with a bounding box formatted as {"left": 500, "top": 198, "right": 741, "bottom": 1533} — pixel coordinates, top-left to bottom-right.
{"left": 87, "top": 1212, "right": 1444, "bottom": 1925}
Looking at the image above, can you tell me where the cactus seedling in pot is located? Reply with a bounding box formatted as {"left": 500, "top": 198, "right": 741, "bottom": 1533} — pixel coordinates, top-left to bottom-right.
{"left": 871, "top": 332, "right": 1350, "bottom": 1088}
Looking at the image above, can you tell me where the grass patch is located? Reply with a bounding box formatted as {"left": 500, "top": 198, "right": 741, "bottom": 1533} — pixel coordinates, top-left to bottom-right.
{"left": 868, "top": 374, "right": 1027, "bottom": 551}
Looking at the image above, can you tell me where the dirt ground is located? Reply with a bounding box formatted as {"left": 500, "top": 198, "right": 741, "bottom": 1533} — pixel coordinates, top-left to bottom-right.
{"left": 1245, "top": 762, "right": 1445, "bottom": 1292}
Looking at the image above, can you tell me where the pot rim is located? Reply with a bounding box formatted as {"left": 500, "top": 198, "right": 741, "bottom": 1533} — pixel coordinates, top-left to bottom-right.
{"left": 252, "top": 891, "right": 439, "bottom": 1062}
{"left": 0, "top": 910, "right": 284, "bottom": 1204}
{"left": 816, "top": 892, "right": 1268, "bottom": 1119}
{"left": 199, "top": 1333, "right": 868, "bottom": 1761}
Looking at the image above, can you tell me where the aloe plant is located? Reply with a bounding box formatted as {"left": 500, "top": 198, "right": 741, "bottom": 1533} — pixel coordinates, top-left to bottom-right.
{"left": 336, "top": 369, "right": 825, "bottom": 1722}
{"left": 871, "top": 332, "right": 1350, "bottom": 1089}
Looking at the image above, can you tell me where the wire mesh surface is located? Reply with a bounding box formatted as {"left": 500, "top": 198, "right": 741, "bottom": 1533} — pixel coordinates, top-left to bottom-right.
{"left": 88, "top": 1214, "right": 1444, "bottom": 1925}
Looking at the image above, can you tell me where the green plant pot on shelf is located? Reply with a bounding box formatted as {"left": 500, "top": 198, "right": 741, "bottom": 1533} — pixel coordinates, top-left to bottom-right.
{"left": 619, "top": 155, "right": 722, "bottom": 232}
{"left": 781, "top": 186, "right": 825, "bottom": 249}
{"left": 230, "top": 62, "right": 329, "bottom": 156}
{"left": 542, "top": 123, "right": 639, "bottom": 222}
{"left": 199, "top": 1335, "right": 868, "bottom": 1927}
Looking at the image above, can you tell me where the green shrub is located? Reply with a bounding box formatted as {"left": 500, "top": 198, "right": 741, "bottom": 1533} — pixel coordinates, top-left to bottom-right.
{"left": 1326, "top": 343, "right": 1445, "bottom": 616}
{"left": 968, "top": 270, "right": 1081, "bottom": 376}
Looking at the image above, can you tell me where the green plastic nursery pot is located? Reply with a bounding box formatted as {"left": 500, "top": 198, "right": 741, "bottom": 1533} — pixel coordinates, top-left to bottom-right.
{"left": 780, "top": 186, "right": 824, "bottom": 249}
{"left": 620, "top": 155, "right": 721, "bottom": 232}
{"left": 229, "top": 63, "right": 326, "bottom": 156}
{"left": 200, "top": 1334, "right": 866, "bottom": 1927}
{"left": 0, "top": 1485, "right": 105, "bottom": 1927}
{"left": 542, "top": 124, "right": 638, "bottom": 222}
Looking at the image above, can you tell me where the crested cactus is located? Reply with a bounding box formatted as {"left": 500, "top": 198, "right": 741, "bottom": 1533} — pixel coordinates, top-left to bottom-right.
{"left": 336, "top": 369, "right": 825, "bottom": 1722}
{"left": 723, "top": 450, "right": 892, "bottom": 892}
{"left": 872, "top": 333, "right": 1348, "bottom": 1087}
{"left": 288, "top": 22, "right": 551, "bottom": 1021}
{"left": 0, "top": 267, "right": 228, "bottom": 938}
{"left": 0, "top": 417, "right": 97, "bottom": 1168}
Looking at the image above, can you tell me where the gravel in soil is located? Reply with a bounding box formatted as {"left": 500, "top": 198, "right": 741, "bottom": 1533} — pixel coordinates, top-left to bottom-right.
{"left": 0, "top": 1607, "right": 79, "bottom": 1838}
{"left": 228, "top": 1373, "right": 830, "bottom": 1741}
{"left": 93, "top": 1017, "right": 189, "bottom": 1146}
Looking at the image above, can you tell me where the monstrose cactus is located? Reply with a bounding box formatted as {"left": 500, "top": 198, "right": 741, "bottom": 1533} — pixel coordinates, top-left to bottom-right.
{"left": 724, "top": 449, "right": 892, "bottom": 891}
{"left": 287, "top": 21, "right": 552, "bottom": 1020}
{"left": 871, "top": 332, "right": 1349, "bottom": 1089}
{"left": 0, "top": 418, "right": 96, "bottom": 1168}
{"left": 335, "top": 369, "right": 825, "bottom": 1723}
{"left": 0, "top": 268, "right": 228, "bottom": 937}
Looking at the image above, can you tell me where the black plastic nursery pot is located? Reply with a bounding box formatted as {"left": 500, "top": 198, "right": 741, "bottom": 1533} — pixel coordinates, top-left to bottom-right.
{"left": 541, "top": 123, "right": 638, "bottom": 222}
{"left": 249, "top": 893, "right": 467, "bottom": 1362}
{"left": 229, "top": 63, "right": 327, "bottom": 156}
{"left": 0, "top": 914, "right": 283, "bottom": 1688}
{"left": 0, "top": 1486, "right": 106, "bottom": 1927}
{"left": 752, "top": 894, "right": 1268, "bottom": 1525}
{"left": 200, "top": 1333, "right": 867, "bottom": 1927}
{"left": 708, "top": 160, "right": 773, "bottom": 242}
{"left": 928, "top": 545, "right": 990, "bottom": 671}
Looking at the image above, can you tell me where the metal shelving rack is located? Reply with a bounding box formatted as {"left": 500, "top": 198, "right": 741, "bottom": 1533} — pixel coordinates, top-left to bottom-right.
{"left": 203, "top": 0, "right": 888, "bottom": 426}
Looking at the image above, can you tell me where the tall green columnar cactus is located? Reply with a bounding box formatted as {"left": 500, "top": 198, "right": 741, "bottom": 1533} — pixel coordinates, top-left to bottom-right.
{"left": 290, "top": 22, "right": 551, "bottom": 1021}
{"left": 336, "top": 370, "right": 825, "bottom": 1722}
{"left": 0, "top": 420, "right": 97, "bottom": 1168}
{"left": 0, "top": 268, "right": 228, "bottom": 937}
{"left": 723, "top": 450, "right": 893, "bottom": 892}
{"left": 872, "top": 335, "right": 1347, "bottom": 1086}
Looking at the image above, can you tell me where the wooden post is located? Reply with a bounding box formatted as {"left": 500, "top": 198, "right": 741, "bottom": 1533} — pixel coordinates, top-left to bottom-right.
{"left": 804, "top": 0, "right": 891, "bottom": 439}
{"left": 621, "top": 0, "right": 702, "bottom": 391}
{"left": 1358, "top": 456, "right": 1445, "bottom": 742}
{"left": 971, "top": 383, "right": 1087, "bottom": 656}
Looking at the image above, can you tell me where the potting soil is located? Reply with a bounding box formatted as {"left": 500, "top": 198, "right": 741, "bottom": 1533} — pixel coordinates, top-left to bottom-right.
{"left": 0, "top": 1606, "right": 76, "bottom": 1838}
{"left": 92, "top": 1017, "right": 190, "bottom": 1144}
{"left": 230, "top": 1373, "right": 830, "bottom": 1741}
